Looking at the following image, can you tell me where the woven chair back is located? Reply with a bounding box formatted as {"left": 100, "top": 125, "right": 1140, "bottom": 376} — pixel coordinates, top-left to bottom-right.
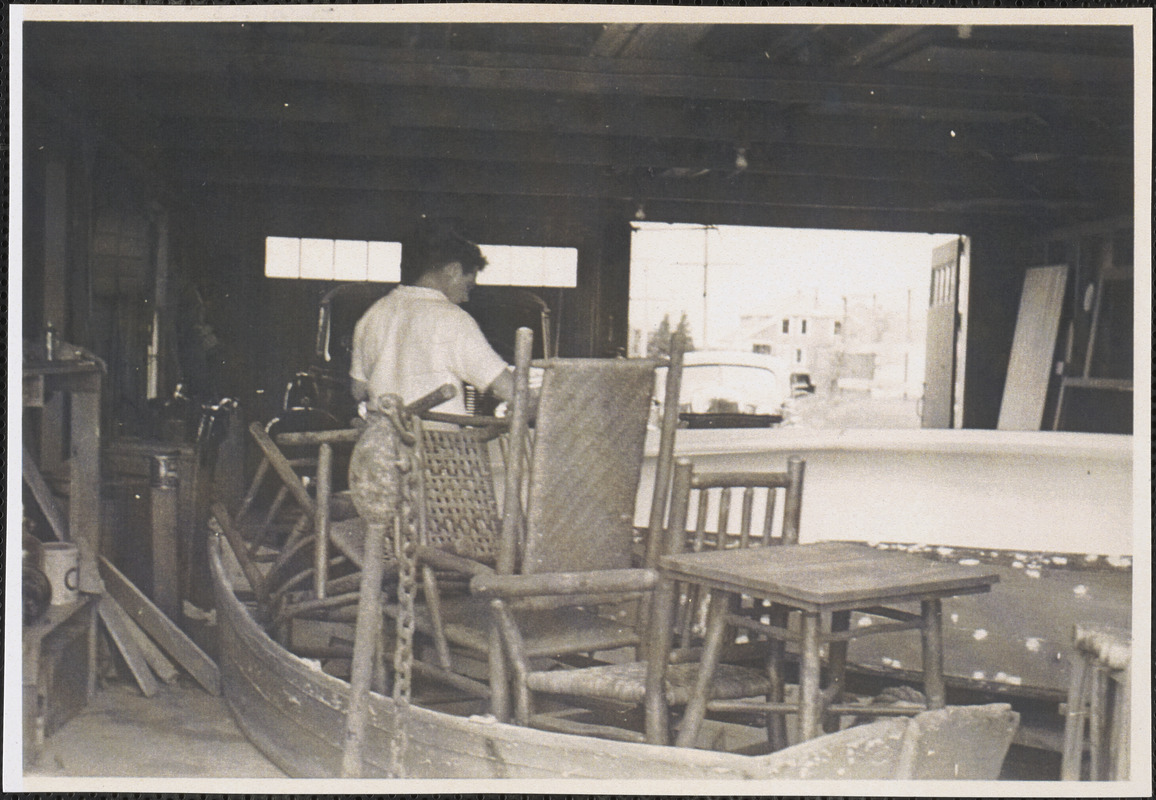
{"left": 420, "top": 426, "right": 503, "bottom": 562}
{"left": 520, "top": 357, "right": 658, "bottom": 574}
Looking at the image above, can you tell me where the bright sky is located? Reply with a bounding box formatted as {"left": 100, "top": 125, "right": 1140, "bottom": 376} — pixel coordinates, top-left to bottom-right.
{"left": 629, "top": 222, "right": 960, "bottom": 350}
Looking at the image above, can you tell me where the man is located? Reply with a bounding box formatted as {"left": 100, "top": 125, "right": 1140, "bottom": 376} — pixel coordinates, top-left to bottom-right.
{"left": 349, "top": 229, "right": 514, "bottom": 416}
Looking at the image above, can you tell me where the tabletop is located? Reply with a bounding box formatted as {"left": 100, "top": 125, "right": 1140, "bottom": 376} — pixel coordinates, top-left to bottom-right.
{"left": 659, "top": 541, "right": 1000, "bottom": 611}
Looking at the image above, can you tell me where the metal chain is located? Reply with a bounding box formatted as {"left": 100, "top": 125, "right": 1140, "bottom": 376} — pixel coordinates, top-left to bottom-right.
{"left": 384, "top": 404, "right": 423, "bottom": 779}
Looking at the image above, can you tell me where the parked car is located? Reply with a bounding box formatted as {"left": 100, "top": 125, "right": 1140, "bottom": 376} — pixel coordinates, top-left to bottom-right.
{"left": 790, "top": 372, "right": 817, "bottom": 396}
{"left": 655, "top": 350, "right": 790, "bottom": 428}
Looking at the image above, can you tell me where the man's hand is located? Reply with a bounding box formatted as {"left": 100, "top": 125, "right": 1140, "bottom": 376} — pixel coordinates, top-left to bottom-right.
{"left": 487, "top": 368, "right": 515, "bottom": 403}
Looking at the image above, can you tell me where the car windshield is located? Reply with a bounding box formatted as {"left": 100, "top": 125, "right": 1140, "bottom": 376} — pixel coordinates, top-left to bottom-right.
{"left": 657, "top": 360, "right": 785, "bottom": 416}
{"left": 682, "top": 364, "right": 782, "bottom": 413}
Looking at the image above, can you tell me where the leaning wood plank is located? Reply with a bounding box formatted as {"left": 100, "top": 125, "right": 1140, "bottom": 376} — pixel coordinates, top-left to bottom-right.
{"left": 22, "top": 446, "right": 67, "bottom": 541}
{"left": 121, "top": 600, "right": 181, "bottom": 684}
{"left": 99, "top": 594, "right": 159, "bottom": 697}
{"left": 998, "top": 265, "right": 1068, "bottom": 430}
{"left": 99, "top": 556, "right": 220, "bottom": 695}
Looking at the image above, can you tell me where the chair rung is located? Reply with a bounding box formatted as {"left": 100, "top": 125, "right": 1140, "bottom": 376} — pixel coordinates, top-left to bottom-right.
{"left": 528, "top": 713, "right": 647, "bottom": 743}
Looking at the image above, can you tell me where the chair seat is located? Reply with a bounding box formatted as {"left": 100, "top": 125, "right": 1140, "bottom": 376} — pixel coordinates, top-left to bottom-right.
{"left": 525, "top": 659, "right": 771, "bottom": 706}
{"left": 408, "top": 596, "right": 641, "bottom": 657}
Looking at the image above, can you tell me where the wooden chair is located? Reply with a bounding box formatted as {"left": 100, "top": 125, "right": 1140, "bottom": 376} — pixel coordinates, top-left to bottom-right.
{"left": 473, "top": 455, "right": 806, "bottom": 745}
{"left": 1060, "top": 623, "right": 1131, "bottom": 781}
{"left": 381, "top": 329, "right": 687, "bottom": 716}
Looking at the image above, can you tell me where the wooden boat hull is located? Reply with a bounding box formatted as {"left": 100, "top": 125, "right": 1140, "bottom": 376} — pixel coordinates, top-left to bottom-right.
{"left": 211, "top": 536, "right": 845, "bottom": 779}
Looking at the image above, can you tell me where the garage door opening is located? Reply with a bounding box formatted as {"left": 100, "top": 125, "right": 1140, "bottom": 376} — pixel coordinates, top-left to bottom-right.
{"left": 628, "top": 222, "right": 968, "bottom": 429}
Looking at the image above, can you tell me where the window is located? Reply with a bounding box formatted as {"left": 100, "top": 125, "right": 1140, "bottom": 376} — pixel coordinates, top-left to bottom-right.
{"left": 476, "top": 245, "right": 578, "bottom": 287}
{"left": 753, "top": 344, "right": 771, "bottom": 355}
{"left": 801, "top": 318, "right": 808, "bottom": 334}
{"left": 834, "top": 320, "right": 842, "bottom": 335}
{"left": 265, "top": 237, "right": 402, "bottom": 282}
{"left": 266, "top": 237, "right": 578, "bottom": 288}
{"left": 796, "top": 348, "right": 803, "bottom": 363}
{"left": 782, "top": 319, "right": 790, "bottom": 334}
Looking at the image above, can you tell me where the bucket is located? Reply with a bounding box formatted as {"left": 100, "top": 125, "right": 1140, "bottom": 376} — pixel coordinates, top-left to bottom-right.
{"left": 42, "top": 542, "right": 80, "bottom": 605}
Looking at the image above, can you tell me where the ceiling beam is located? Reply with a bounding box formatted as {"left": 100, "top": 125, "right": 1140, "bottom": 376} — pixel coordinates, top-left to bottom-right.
{"left": 50, "top": 74, "right": 1130, "bottom": 160}
{"left": 27, "top": 28, "right": 1130, "bottom": 120}
{"left": 140, "top": 120, "right": 1128, "bottom": 196}
{"left": 169, "top": 152, "right": 1104, "bottom": 214}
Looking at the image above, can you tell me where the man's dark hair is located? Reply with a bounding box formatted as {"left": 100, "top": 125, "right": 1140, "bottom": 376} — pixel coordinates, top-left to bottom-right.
{"left": 400, "top": 224, "right": 487, "bottom": 285}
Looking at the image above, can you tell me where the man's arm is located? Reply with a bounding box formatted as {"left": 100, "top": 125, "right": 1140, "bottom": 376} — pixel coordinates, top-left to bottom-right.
{"left": 486, "top": 368, "right": 514, "bottom": 403}
{"left": 351, "top": 377, "right": 370, "bottom": 403}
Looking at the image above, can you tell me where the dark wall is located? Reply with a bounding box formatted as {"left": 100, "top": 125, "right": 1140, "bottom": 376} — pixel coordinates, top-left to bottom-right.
{"left": 21, "top": 122, "right": 1130, "bottom": 433}
{"left": 182, "top": 187, "right": 630, "bottom": 422}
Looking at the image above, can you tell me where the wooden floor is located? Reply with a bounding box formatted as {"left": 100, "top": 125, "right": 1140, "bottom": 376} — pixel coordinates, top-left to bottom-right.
{"left": 21, "top": 679, "right": 287, "bottom": 791}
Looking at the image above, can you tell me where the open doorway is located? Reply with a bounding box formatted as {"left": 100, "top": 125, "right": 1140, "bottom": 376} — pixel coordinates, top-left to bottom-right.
{"left": 628, "top": 222, "right": 967, "bottom": 430}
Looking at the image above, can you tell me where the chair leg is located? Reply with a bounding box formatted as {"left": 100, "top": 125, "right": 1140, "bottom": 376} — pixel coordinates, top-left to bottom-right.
{"left": 1109, "top": 673, "right": 1130, "bottom": 781}
{"left": 1060, "top": 652, "right": 1091, "bottom": 780}
{"left": 1088, "top": 664, "right": 1109, "bottom": 780}
{"left": 674, "top": 589, "right": 731, "bottom": 748}
{"left": 488, "top": 619, "right": 511, "bottom": 722}
{"left": 644, "top": 577, "right": 678, "bottom": 746}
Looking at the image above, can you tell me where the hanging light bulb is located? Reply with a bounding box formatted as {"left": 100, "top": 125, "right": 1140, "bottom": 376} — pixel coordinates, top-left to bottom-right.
{"left": 634, "top": 202, "right": 647, "bottom": 221}
{"left": 734, "top": 147, "right": 749, "bottom": 172}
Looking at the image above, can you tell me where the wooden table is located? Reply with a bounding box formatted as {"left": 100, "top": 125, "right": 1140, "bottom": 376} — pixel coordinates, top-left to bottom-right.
{"left": 24, "top": 359, "right": 104, "bottom": 593}
{"left": 660, "top": 541, "right": 1000, "bottom": 747}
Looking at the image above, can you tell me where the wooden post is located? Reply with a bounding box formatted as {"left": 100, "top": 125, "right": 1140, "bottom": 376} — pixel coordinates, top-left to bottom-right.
{"left": 340, "top": 519, "right": 390, "bottom": 778}
{"left": 497, "top": 328, "right": 533, "bottom": 575}
{"left": 70, "top": 370, "right": 103, "bottom": 593}
{"left": 40, "top": 157, "right": 68, "bottom": 474}
{"left": 150, "top": 452, "right": 181, "bottom": 621}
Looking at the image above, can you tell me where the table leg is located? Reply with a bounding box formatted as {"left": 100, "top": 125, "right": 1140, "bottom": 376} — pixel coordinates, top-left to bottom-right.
{"left": 920, "top": 598, "right": 945, "bottom": 709}
{"left": 674, "top": 589, "right": 731, "bottom": 748}
{"left": 764, "top": 604, "right": 790, "bottom": 751}
{"left": 824, "top": 609, "right": 851, "bottom": 733}
{"left": 799, "top": 611, "right": 822, "bottom": 741}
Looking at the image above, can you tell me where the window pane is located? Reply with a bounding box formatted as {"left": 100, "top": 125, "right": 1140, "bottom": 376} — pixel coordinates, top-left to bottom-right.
{"left": 367, "top": 241, "right": 402, "bottom": 282}
{"left": 477, "top": 245, "right": 577, "bottom": 287}
{"left": 333, "top": 239, "right": 368, "bottom": 282}
{"left": 265, "top": 237, "right": 300, "bottom": 278}
{"left": 299, "top": 238, "right": 334, "bottom": 281}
